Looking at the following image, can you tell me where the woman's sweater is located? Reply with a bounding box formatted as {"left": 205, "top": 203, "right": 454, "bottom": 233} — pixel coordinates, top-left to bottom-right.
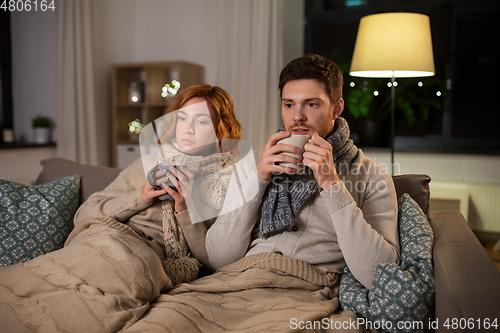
{"left": 74, "top": 157, "right": 214, "bottom": 270}
{"left": 206, "top": 149, "right": 400, "bottom": 289}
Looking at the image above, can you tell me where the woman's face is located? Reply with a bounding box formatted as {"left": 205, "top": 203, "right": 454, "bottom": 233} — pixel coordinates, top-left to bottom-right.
{"left": 175, "top": 97, "right": 218, "bottom": 155}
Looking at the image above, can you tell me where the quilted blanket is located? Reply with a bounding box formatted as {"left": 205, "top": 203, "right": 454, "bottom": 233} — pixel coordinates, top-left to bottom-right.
{"left": 0, "top": 217, "right": 372, "bottom": 333}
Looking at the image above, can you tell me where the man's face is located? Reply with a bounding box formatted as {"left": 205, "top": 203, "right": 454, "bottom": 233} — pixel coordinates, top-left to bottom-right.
{"left": 281, "top": 79, "right": 343, "bottom": 138}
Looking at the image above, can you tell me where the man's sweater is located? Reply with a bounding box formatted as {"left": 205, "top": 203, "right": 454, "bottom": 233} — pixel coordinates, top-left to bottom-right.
{"left": 206, "top": 149, "right": 400, "bottom": 289}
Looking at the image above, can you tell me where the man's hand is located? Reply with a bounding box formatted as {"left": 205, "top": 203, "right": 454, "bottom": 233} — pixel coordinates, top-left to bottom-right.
{"left": 256, "top": 131, "right": 301, "bottom": 181}
{"left": 303, "top": 132, "right": 341, "bottom": 190}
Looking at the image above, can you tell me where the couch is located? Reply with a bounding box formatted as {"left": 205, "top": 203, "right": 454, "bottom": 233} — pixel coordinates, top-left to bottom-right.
{"left": 4, "top": 157, "right": 500, "bottom": 332}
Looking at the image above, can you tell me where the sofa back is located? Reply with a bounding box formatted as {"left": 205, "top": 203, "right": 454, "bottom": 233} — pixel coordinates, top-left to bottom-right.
{"left": 393, "top": 174, "right": 431, "bottom": 215}
{"left": 35, "top": 158, "right": 431, "bottom": 213}
{"left": 35, "top": 158, "right": 122, "bottom": 205}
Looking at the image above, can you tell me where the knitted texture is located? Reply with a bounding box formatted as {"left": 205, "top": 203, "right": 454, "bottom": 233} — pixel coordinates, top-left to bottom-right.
{"left": 259, "top": 117, "right": 358, "bottom": 238}
{"left": 162, "top": 200, "right": 188, "bottom": 259}
{"left": 157, "top": 140, "right": 237, "bottom": 284}
{"left": 157, "top": 140, "right": 237, "bottom": 259}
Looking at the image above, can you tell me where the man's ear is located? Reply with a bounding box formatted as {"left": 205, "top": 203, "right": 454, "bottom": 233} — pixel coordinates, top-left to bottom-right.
{"left": 334, "top": 98, "right": 344, "bottom": 118}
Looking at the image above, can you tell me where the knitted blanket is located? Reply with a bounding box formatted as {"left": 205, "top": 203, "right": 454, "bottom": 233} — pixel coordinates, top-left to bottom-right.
{"left": 123, "top": 253, "right": 374, "bottom": 333}
{"left": 0, "top": 216, "right": 170, "bottom": 333}
{"left": 0, "top": 221, "right": 373, "bottom": 333}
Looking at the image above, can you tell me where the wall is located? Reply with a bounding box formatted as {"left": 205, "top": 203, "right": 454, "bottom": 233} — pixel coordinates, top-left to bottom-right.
{"left": 9, "top": 0, "right": 305, "bottom": 147}
{"left": 9, "top": 0, "right": 220, "bottom": 149}
{"left": 364, "top": 149, "right": 500, "bottom": 233}
{"left": 0, "top": 147, "right": 57, "bottom": 185}
{"left": 4, "top": 0, "right": 500, "bottom": 233}
{"left": 3, "top": 0, "right": 304, "bottom": 180}
{"left": 10, "top": 9, "right": 58, "bottom": 143}
{"left": 283, "top": 0, "right": 305, "bottom": 64}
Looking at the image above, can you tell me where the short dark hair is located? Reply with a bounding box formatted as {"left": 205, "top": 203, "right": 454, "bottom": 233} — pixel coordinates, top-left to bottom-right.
{"left": 279, "top": 54, "right": 343, "bottom": 104}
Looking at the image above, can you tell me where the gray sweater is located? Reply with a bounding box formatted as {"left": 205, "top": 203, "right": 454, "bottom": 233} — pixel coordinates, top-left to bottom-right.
{"left": 206, "top": 149, "right": 400, "bottom": 289}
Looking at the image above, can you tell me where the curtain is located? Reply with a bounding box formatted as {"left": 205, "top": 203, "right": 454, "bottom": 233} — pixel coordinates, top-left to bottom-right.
{"left": 216, "top": 0, "right": 283, "bottom": 154}
{"left": 57, "top": 0, "right": 105, "bottom": 165}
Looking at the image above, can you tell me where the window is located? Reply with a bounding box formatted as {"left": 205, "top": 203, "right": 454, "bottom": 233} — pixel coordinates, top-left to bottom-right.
{"left": 0, "top": 11, "right": 14, "bottom": 144}
{"left": 305, "top": 0, "right": 500, "bottom": 154}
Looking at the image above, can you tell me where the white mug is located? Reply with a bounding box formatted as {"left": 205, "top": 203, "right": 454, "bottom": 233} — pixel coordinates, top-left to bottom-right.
{"left": 277, "top": 134, "right": 310, "bottom": 169}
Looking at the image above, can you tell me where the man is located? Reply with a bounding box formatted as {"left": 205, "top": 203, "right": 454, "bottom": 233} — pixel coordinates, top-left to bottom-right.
{"left": 206, "top": 54, "right": 400, "bottom": 290}
{"left": 102, "top": 55, "right": 401, "bottom": 332}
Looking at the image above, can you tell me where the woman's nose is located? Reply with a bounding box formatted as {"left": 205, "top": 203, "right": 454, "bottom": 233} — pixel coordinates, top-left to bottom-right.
{"left": 184, "top": 122, "right": 195, "bottom": 134}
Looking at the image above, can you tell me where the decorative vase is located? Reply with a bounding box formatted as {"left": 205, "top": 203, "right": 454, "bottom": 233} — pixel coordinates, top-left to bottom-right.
{"left": 33, "top": 128, "right": 51, "bottom": 144}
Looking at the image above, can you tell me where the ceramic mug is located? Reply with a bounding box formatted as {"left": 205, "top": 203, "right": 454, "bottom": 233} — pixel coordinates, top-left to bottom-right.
{"left": 277, "top": 134, "right": 310, "bottom": 169}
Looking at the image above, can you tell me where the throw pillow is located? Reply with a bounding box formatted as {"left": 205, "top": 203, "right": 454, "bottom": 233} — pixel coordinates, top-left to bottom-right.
{"left": 0, "top": 175, "right": 81, "bottom": 266}
{"left": 339, "top": 193, "right": 435, "bottom": 333}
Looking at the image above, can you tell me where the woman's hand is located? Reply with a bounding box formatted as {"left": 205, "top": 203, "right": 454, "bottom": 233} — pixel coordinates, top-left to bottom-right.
{"left": 142, "top": 161, "right": 169, "bottom": 205}
{"left": 164, "top": 166, "right": 195, "bottom": 214}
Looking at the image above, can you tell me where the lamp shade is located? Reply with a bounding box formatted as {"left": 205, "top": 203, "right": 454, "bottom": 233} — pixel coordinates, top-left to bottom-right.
{"left": 350, "top": 12, "right": 435, "bottom": 78}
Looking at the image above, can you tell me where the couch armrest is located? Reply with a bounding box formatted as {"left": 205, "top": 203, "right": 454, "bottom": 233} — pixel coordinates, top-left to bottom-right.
{"left": 429, "top": 210, "right": 500, "bottom": 332}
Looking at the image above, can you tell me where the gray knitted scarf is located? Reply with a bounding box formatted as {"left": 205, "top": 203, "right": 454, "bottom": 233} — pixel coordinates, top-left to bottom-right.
{"left": 259, "top": 117, "right": 359, "bottom": 239}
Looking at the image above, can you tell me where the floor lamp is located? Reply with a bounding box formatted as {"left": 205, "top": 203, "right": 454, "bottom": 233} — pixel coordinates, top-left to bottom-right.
{"left": 349, "top": 12, "right": 435, "bottom": 175}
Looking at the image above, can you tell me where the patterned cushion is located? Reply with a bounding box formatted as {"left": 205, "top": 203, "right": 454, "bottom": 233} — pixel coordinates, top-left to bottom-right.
{"left": 0, "top": 175, "right": 81, "bottom": 266}
{"left": 339, "top": 193, "right": 435, "bottom": 333}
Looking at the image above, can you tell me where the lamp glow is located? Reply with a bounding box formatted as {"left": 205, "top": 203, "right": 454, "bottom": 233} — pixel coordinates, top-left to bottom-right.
{"left": 349, "top": 12, "right": 435, "bottom": 175}
{"left": 350, "top": 13, "right": 435, "bottom": 79}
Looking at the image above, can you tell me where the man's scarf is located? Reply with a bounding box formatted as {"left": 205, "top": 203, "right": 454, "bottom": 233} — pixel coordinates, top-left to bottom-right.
{"left": 259, "top": 117, "right": 359, "bottom": 239}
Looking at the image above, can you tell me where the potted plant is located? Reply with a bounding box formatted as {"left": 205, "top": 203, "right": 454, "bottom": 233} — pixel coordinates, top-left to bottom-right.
{"left": 329, "top": 51, "right": 446, "bottom": 146}
{"left": 32, "top": 115, "right": 53, "bottom": 144}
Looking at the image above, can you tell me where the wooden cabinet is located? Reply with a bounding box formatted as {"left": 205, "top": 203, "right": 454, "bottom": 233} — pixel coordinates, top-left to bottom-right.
{"left": 111, "top": 61, "right": 204, "bottom": 168}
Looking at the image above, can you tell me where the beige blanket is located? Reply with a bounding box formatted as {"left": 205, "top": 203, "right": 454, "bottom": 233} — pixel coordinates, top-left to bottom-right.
{"left": 124, "top": 252, "right": 373, "bottom": 333}
{"left": 0, "top": 218, "right": 371, "bottom": 333}
{"left": 0, "top": 216, "right": 170, "bottom": 333}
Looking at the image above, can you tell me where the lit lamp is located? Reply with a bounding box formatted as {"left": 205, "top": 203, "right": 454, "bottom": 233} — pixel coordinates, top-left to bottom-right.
{"left": 350, "top": 12, "right": 435, "bottom": 175}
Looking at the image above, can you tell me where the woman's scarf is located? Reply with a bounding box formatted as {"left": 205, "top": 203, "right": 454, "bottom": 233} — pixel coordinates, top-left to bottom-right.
{"left": 156, "top": 140, "right": 237, "bottom": 284}
{"left": 259, "top": 117, "right": 359, "bottom": 239}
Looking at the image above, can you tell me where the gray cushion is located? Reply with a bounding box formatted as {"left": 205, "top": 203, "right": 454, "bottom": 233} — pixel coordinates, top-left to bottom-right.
{"left": 339, "top": 193, "right": 435, "bottom": 333}
{"left": 0, "top": 175, "right": 81, "bottom": 266}
{"left": 35, "top": 158, "right": 122, "bottom": 205}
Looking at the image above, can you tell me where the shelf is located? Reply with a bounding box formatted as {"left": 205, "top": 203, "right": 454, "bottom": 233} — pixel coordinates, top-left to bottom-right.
{"left": 116, "top": 103, "right": 145, "bottom": 108}
{"left": 117, "top": 140, "right": 139, "bottom": 145}
{"left": 0, "top": 142, "right": 56, "bottom": 150}
{"left": 111, "top": 61, "right": 204, "bottom": 168}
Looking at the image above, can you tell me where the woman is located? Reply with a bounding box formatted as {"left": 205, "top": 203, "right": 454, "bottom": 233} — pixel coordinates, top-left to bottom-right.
{"left": 74, "top": 84, "right": 242, "bottom": 284}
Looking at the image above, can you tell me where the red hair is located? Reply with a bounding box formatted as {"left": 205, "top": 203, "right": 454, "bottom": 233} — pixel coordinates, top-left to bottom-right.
{"left": 162, "top": 84, "right": 241, "bottom": 142}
